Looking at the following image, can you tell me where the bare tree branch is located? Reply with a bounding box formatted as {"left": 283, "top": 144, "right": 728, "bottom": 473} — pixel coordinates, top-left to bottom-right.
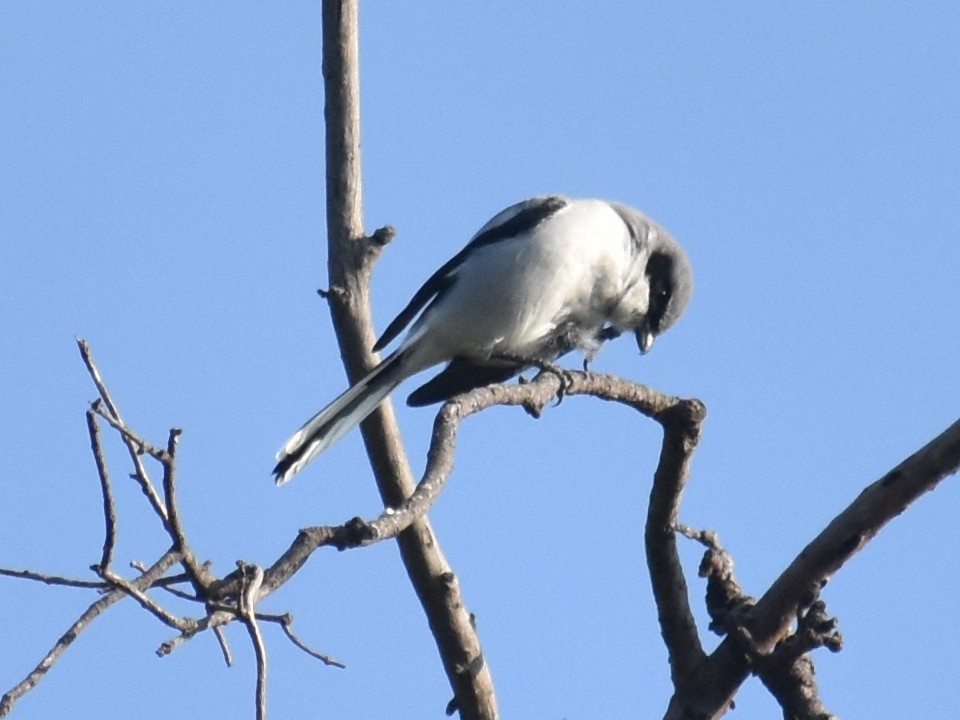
{"left": 646, "top": 400, "right": 709, "bottom": 685}
{"left": 241, "top": 370, "right": 689, "bottom": 600}
{"left": 753, "top": 416, "right": 960, "bottom": 643}
{"left": 5, "top": 347, "right": 318, "bottom": 714}
{"left": 89, "top": 389, "right": 216, "bottom": 596}
{"left": 259, "top": 613, "right": 346, "bottom": 668}
{"left": 96, "top": 566, "right": 197, "bottom": 633}
{"left": 319, "top": 2, "right": 496, "bottom": 717}
{"left": 5, "top": 9, "right": 955, "bottom": 720}
{"left": 213, "top": 625, "right": 234, "bottom": 667}
{"left": 85, "top": 409, "right": 117, "bottom": 570}
{"left": 238, "top": 563, "right": 267, "bottom": 720}
{"left": 9, "top": 338, "right": 958, "bottom": 718}
{"left": 159, "top": 427, "right": 215, "bottom": 592}
{"left": 77, "top": 338, "right": 168, "bottom": 522}
{"left": 0, "top": 550, "right": 181, "bottom": 717}
{"left": 753, "top": 596, "right": 841, "bottom": 720}
{"left": 156, "top": 607, "right": 240, "bottom": 658}
{"left": 0, "top": 567, "right": 105, "bottom": 589}
{"left": 663, "top": 416, "right": 960, "bottom": 719}
{"left": 677, "top": 526, "right": 840, "bottom": 719}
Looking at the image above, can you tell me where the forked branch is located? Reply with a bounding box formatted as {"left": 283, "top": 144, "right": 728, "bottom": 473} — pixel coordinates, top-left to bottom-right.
{"left": 662, "top": 416, "right": 960, "bottom": 720}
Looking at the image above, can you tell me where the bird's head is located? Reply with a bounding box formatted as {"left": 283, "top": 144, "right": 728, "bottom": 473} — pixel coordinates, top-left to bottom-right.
{"left": 635, "top": 235, "right": 693, "bottom": 354}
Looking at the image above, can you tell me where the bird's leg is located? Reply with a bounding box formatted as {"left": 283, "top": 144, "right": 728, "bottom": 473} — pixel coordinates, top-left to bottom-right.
{"left": 493, "top": 353, "right": 576, "bottom": 404}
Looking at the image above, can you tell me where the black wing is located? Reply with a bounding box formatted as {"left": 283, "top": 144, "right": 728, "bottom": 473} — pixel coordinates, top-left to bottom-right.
{"left": 406, "top": 357, "right": 524, "bottom": 406}
{"left": 373, "top": 195, "right": 570, "bottom": 351}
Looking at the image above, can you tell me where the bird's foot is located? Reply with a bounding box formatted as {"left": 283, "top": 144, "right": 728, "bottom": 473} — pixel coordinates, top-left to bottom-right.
{"left": 495, "top": 353, "right": 576, "bottom": 405}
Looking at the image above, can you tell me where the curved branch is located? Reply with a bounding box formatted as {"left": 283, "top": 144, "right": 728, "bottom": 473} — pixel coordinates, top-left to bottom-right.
{"left": 646, "top": 400, "right": 708, "bottom": 684}
{"left": 254, "top": 370, "right": 689, "bottom": 592}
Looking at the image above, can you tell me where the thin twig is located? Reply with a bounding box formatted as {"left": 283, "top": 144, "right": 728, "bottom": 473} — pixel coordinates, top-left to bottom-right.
{"left": 155, "top": 583, "right": 205, "bottom": 602}
{"left": 260, "top": 613, "right": 346, "bottom": 668}
{"left": 213, "top": 626, "right": 234, "bottom": 667}
{"left": 76, "top": 338, "right": 169, "bottom": 522}
{"left": 76, "top": 338, "right": 125, "bottom": 427}
{"left": 90, "top": 402, "right": 213, "bottom": 593}
{"left": 239, "top": 563, "right": 267, "bottom": 720}
{"left": 85, "top": 409, "right": 117, "bottom": 570}
{"left": 90, "top": 402, "right": 168, "bottom": 461}
{"left": 1, "top": 550, "right": 180, "bottom": 717}
{"left": 0, "top": 567, "right": 105, "bottom": 589}
{"left": 130, "top": 561, "right": 202, "bottom": 598}
{"left": 157, "top": 608, "right": 237, "bottom": 657}
{"left": 675, "top": 523, "right": 717, "bottom": 547}
{"left": 96, "top": 567, "right": 197, "bottom": 633}
{"left": 159, "top": 427, "right": 212, "bottom": 591}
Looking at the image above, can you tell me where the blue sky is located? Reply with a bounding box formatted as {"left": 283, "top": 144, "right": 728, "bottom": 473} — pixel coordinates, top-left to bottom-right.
{"left": 2, "top": 3, "right": 959, "bottom": 718}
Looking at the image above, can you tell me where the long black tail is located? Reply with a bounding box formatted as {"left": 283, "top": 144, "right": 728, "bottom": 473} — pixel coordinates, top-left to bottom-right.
{"left": 273, "top": 349, "right": 411, "bottom": 484}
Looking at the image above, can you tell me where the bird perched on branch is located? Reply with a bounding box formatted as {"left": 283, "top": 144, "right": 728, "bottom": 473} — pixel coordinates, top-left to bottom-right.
{"left": 274, "top": 195, "right": 693, "bottom": 485}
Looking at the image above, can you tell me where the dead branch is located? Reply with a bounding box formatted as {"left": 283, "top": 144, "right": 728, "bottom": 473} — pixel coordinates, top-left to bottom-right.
{"left": 78, "top": 337, "right": 168, "bottom": 522}
{"left": 662, "top": 416, "right": 960, "bottom": 719}
{"left": 2, "top": 334, "right": 700, "bottom": 718}
{"left": 5, "top": 3, "right": 957, "bottom": 718}
{"left": 243, "top": 369, "right": 690, "bottom": 601}
{"left": 85, "top": 409, "right": 116, "bottom": 569}
{"left": 96, "top": 566, "right": 197, "bottom": 633}
{"left": 754, "top": 416, "right": 960, "bottom": 642}
{"left": 753, "top": 595, "right": 842, "bottom": 720}
{"left": 319, "top": 2, "right": 495, "bottom": 717}
{"left": 158, "top": 427, "right": 214, "bottom": 593}
{"left": 259, "top": 613, "right": 346, "bottom": 668}
{"left": 0, "top": 568, "right": 105, "bottom": 589}
{"left": 1, "top": 345, "right": 345, "bottom": 717}
{"left": 238, "top": 562, "right": 267, "bottom": 720}
{"left": 0, "top": 550, "right": 181, "bottom": 717}
{"left": 6, "top": 344, "right": 958, "bottom": 719}
{"left": 646, "top": 400, "right": 709, "bottom": 685}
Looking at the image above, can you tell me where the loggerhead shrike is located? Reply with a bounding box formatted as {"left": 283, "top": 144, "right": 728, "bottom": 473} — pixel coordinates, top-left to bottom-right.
{"left": 274, "top": 195, "right": 692, "bottom": 484}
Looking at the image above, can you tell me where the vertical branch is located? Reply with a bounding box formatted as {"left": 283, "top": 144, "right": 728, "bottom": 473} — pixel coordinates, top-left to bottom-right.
{"left": 85, "top": 409, "right": 117, "bottom": 570}
{"left": 159, "top": 428, "right": 212, "bottom": 591}
{"left": 239, "top": 563, "right": 267, "bottom": 720}
{"left": 646, "top": 401, "right": 707, "bottom": 684}
{"left": 320, "top": 3, "right": 498, "bottom": 718}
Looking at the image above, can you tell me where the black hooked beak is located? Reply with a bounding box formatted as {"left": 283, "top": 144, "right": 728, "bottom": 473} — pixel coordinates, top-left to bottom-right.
{"left": 635, "top": 325, "right": 655, "bottom": 354}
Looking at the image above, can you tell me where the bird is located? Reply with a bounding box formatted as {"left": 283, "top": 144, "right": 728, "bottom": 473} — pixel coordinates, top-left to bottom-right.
{"left": 273, "top": 194, "right": 693, "bottom": 485}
